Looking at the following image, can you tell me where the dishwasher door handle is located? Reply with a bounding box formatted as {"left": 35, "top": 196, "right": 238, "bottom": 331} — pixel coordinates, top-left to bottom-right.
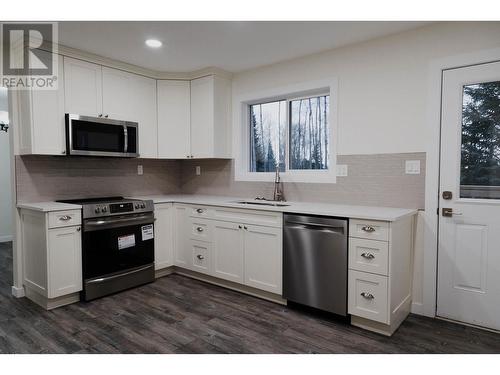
{"left": 286, "top": 222, "right": 345, "bottom": 235}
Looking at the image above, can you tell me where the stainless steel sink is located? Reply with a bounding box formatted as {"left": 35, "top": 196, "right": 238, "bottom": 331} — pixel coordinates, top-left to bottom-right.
{"left": 233, "top": 200, "right": 290, "bottom": 207}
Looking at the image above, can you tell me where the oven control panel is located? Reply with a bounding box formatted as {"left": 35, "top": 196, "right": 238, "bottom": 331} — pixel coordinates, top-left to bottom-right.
{"left": 83, "top": 199, "right": 154, "bottom": 218}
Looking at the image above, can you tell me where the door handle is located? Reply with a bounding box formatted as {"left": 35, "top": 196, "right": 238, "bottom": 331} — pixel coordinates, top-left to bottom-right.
{"left": 442, "top": 208, "right": 463, "bottom": 217}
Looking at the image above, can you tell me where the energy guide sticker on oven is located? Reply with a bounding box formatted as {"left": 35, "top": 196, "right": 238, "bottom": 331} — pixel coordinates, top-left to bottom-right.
{"left": 118, "top": 234, "right": 136, "bottom": 250}
{"left": 142, "top": 224, "right": 154, "bottom": 241}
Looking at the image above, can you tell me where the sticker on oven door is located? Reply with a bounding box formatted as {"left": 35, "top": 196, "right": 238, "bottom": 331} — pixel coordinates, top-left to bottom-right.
{"left": 141, "top": 224, "right": 154, "bottom": 241}
{"left": 118, "top": 234, "right": 136, "bottom": 250}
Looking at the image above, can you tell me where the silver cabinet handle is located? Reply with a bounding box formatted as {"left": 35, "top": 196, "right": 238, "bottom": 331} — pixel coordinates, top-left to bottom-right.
{"left": 76, "top": 227, "right": 81, "bottom": 232}
{"left": 59, "top": 215, "right": 72, "bottom": 221}
{"left": 238, "top": 225, "right": 242, "bottom": 229}
{"left": 243, "top": 226, "right": 248, "bottom": 230}
{"left": 196, "top": 227, "right": 204, "bottom": 232}
{"left": 104, "top": 114, "right": 109, "bottom": 118}
{"left": 360, "top": 292, "right": 374, "bottom": 299}
{"left": 196, "top": 208, "right": 204, "bottom": 213}
{"left": 361, "top": 252, "right": 375, "bottom": 259}
{"left": 361, "top": 225, "right": 375, "bottom": 232}
{"left": 197, "top": 254, "right": 204, "bottom": 260}
{"left": 98, "top": 114, "right": 102, "bottom": 117}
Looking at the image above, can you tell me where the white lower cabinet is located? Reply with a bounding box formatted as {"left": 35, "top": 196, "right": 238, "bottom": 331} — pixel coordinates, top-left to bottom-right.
{"left": 154, "top": 203, "right": 174, "bottom": 270}
{"left": 212, "top": 221, "right": 244, "bottom": 283}
{"left": 244, "top": 225, "right": 282, "bottom": 294}
{"left": 172, "top": 204, "right": 283, "bottom": 295}
{"left": 20, "top": 208, "right": 82, "bottom": 309}
{"left": 348, "top": 270, "right": 388, "bottom": 324}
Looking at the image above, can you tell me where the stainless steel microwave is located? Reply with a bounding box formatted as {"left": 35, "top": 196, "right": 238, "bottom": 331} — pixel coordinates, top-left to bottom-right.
{"left": 65, "top": 114, "right": 139, "bottom": 157}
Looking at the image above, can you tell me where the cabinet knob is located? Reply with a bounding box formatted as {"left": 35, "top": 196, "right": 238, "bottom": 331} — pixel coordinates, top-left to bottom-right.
{"left": 360, "top": 252, "right": 375, "bottom": 259}
{"left": 197, "top": 254, "right": 205, "bottom": 260}
{"left": 238, "top": 225, "right": 242, "bottom": 229}
{"left": 61, "top": 150, "right": 66, "bottom": 155}
{"left": 361, "top": 225, "right": 375, "bottom": 233}
{"left": 76, "top": 227, "right": 81, "bottom": 232}
{"left": 98, "top": 114, "right": 103, "bottom": 117}
{"left": 360, "top": 292, "right": 374, "bottom": 300}
{"left": 104, "top": 114, "right": 109, "bottom": 118}
{"left": 196, "top": 226, "right": 204, "bottom": 232}
{"left": 243, "top": 226, "right": 248, "bottom": 230}
{"left": 196, "top": 208, "right": 204, "bottom": 214}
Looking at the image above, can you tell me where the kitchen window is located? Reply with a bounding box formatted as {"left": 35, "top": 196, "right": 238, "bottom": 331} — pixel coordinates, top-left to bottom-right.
{"left": 237, "top": 80, "right": 336, "bottom": 183}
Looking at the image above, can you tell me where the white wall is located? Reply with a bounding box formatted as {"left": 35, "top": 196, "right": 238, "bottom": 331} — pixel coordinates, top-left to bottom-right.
{"left": 0, "top": 88, "right": 12, "bottom": 242}
{"left": 231, "top": 22, "right": 500, "bottom": 313}
{"left": 232, "top": 22, "right": 500, "bottom": 156}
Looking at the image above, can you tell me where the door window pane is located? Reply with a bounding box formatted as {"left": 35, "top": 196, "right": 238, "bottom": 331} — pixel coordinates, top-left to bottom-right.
{"left": 289, "top": 95, "right": 329, "bottom": 170}
{"left": 460, "top": 81, "right": 500, "bottom": 199}
{"left": 249, "top": 101, "right": 286, "bottom": 172}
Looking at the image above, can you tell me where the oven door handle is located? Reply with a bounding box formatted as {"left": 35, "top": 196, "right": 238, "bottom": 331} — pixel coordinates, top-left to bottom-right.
{"left": 84, "top": 214, "right": 153, "bottom": 231}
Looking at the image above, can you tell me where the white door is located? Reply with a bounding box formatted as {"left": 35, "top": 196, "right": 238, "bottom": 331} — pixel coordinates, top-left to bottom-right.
{"left": 48, "top": 226, "right": 82, "bottom": 298}
{"left": 190, "top": 76, "right": 214, "bottom": 158}
{"left": 102, "top": 67, "right": 158, "bottom": 158}
{"left": 63, "top": 57, "right": 103, "bottom": 117}
{"left": 157, "top": 80, "right": 191, "bottom": 159}
{"left": 212, "top": 220, "right": 244, "bottom": 283}
{"left": 438, "top": 61, "right": 500, "bottom": 330}
{"left": 244, "top": 224, "right": 282, "bottom": 294}
{"left": 154, "top": 203, "right": 173, "bottom": 270}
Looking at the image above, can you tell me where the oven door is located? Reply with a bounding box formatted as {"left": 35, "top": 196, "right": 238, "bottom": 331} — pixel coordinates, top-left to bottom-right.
{"left": 66, "top": 114, "right": 139, "bottom": 157}
{"left": 82, "top": 213, "right": 154, "bottom": 280}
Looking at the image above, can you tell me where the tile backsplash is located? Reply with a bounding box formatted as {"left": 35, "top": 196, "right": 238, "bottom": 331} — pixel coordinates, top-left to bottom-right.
{"left": 180, "top": 153, "right": 426, "bottom": 209}
{"left": 16, "top": 152, "right": 425, "bottom": 209}
{"left": 15, "top": 155, "right": 181, "bottom": 202}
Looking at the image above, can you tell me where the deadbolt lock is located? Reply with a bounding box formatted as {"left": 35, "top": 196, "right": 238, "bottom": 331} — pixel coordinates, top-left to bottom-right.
{"left": 442, "top": 191, "right": 453, "bottom": 200}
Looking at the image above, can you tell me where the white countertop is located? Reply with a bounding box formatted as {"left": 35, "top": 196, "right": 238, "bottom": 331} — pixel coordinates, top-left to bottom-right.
{"left": 17, "top": 201, "right": 82, "bottom": 212}
{"left": 129, "top": 194, "right": 418, "bottom": 222}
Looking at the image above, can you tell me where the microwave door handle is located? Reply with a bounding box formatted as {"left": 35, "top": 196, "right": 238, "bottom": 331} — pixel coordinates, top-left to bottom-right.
{"left": 123, "top": 126, "right": 128, "bottom": 154}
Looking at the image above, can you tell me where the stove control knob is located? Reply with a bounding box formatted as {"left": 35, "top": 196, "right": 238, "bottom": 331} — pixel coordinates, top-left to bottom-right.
{"left": 102, "top": 206, "right": 107, "bottom": 213}
{"left": 135, "top": 203, "right": 140, "bottom": 209}
{"left": 95, "top": 207, "right": 101, "bottom": 214}
{"left": 141, "top": 203, "right": 146, "bottom": 208}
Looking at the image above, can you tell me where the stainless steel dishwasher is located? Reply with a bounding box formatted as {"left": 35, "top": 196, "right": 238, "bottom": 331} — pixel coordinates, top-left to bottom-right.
{"left": 283, "top": 213, "right": 348, "bottom": 316}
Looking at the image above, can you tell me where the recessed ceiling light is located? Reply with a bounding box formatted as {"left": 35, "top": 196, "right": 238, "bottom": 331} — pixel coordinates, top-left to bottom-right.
{"left": 145, "top": 39, "right": 162, "bottom": 48}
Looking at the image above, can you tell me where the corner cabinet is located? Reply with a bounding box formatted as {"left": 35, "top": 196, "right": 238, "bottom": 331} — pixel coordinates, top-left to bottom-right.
{"left": 157, "top": 75, "right": 232, "bottom": 159}
{"left": 20, "top": 208, "right": 82, "bottom": 309}
{"left": 153, "top": 203, "right": 174, "bottom": 271}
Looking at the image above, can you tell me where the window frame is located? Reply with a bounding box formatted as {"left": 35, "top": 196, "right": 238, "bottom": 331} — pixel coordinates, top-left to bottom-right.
{"left": 234, "top": 78, "right": 338, "bottom": 183}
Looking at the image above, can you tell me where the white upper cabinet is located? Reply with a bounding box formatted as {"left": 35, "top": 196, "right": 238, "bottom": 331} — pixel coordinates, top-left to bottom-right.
{"left": 157, "top": 80, "right": 191, "bottom": 159}
{"left": 63, "top": 57, "right": 103, "bottom": 117}
{"left": 190, "top": 75, "right": 231, "bottom": 159}
{"left": 102, "top": 67, "right": 158, "bottom": 158}
{"left": 17, "top": 53, "right": 66, "bottom": 156}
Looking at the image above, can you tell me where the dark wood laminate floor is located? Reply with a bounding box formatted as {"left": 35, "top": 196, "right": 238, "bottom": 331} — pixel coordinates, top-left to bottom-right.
{"left": 0, "top": 242, "right": 499, "bottom": 354}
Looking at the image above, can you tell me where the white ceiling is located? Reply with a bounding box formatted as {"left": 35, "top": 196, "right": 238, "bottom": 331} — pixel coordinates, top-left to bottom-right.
{"left": 58, "top": 22, "right": 430, "bottom": 73}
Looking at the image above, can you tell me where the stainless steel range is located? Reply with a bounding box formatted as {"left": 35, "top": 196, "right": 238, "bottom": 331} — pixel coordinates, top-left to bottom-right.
{"left": 58, "top": 197, "right": 155, "bottom": 301}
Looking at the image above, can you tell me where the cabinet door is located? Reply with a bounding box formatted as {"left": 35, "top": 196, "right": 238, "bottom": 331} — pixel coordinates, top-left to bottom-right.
{"left": 64, "top": 57, "right": 102, "bottom": 117}
{"left": 154, "top": 203, "right": 173, "bottom": 270}
{"left": 190, "top": 75, "right": 214, "bottom": 158}
{"left": 102, "top": 67, "right": 157, "bottom": 158}
{"left": 30, "top": 53, "right": 66, "bottom": 155}
{"left": 48, "top": 226, "right": 82, "bottom": 298}
{"left": 173, "top": 205, "right": 191, "bottom": 269}
{"left": 212, "top": 221, "right": 244, "bottom": 283}
{"left": 157, "top": 80, "right": 191, "bottom": 159}
{"left": 190, "top": 240, "right": 211, "bottom": 275}
{"left": 244, "top": 225, "right": 282, "bottom": 294}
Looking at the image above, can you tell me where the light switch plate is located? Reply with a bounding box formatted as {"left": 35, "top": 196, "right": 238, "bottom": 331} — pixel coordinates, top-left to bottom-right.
{"left": 336, "top": 164, "right": 348, "bottom": 177}
{"left": 405, "top": 160, "right": 420, "bottom": 174}
{"left": 137, "top": 165, "right": 143, "bottom": 176}
{"left": 196, "top": 166, "right": 201, "bottom": 176}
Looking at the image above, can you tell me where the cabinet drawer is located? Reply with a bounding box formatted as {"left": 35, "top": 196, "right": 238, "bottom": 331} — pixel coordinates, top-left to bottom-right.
{"left": 349, "top": 238, "right": 389, "bottom": 276}
{"left": 188, "top": 218, "right": 212, "bottom": 242}
{"left": 48, "top": 210, "right": 81, "bottom": 229}
{"left": 349, "top": 219, "right": 389, "bottom": 241}
{"left": 190, "top": 240, "right": 211, "bottom": 275}
{"left": 348, "top": 270, "right": 388, "bottom": 324}
{"left": 188, "top": 205, "right": 213, "bottom": 219}
{"left": 213, "top": 207, "right": 282, "bottom": 228}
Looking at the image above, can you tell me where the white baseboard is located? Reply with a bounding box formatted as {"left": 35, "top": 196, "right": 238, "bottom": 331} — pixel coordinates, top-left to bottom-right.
{"left": 11, "top": 285, "right": 25, "bottom": 298}
{"left": 0, "top": 235, "right": 13, "bottom": 243}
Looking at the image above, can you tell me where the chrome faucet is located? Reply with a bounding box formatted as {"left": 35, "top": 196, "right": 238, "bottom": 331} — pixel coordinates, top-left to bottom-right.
{"left": 273, "top": 166, "right": 285, "bottom": 202}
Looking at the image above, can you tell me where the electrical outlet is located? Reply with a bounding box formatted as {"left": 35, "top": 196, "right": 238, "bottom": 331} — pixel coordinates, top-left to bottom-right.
{"left": 137, "top": 165, "right": 143, "bottom": 176}
{"left": 336, "top": 164, "right": 348, "bottom": 177}
{"left": 196, "top": 166, "right": 201, "bottom": 176}
{"left": 405, "top": 160, "right": 420, "bottom": 174}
